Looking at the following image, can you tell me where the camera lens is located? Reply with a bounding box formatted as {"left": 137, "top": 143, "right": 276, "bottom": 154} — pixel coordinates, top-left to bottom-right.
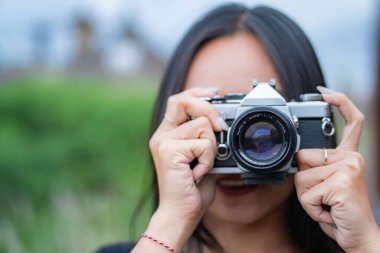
{"left": 229, "top": 107, "right": 297, "bottom": 172}
{"left": 242, "top": 122, "right": 283, "bottom": 161}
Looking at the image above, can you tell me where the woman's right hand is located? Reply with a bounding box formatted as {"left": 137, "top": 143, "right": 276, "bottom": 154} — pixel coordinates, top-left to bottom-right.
{"left": 134, "top": 88, "right": 222, "bottom": 252}
{"left": 150, "top": 87, "right": 223, "bottom": 220}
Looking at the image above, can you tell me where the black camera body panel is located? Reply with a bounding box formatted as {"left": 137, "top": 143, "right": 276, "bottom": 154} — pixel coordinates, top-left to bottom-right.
{"left": 297, "top": 118, "right": 336, "bottom": 149}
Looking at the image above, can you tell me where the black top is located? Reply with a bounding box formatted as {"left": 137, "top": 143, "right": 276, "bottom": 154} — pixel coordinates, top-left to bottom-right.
{"left": 95, "top": 242, "right": 136, "bottom": 253}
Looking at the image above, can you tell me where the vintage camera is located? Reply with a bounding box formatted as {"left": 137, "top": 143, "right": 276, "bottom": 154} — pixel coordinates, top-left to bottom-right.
{"left": 207, "top": 80, "right": 336, "bottom": 184}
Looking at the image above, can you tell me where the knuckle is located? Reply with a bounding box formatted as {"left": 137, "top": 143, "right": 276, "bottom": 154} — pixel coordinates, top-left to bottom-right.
{"left": 294, "top": 171, "right": 306, "bottom": 185}
{"left": 355, "top": 112, "right": 365, "bottom": 125}
{"left": 358, "top": 111, "right": 365, "bottom": 123}
{"left": 167, "top": 94, "right": 190, "bottom": 109}
{"left": 347, "top": 152, "right": 365, "bottom": 175}
{"left": 296, "top": 149, "right": 307, "bottom": 160}
{"left": 149, "top": 137, "right": 156, "bottom": 151}
{"left": 167, "top": 94, "right": 178, "bottom": 107}
{"left": 203, "top": 138, "right": 214, "bottom": 148}
{"left": 356, "top": 152, "right": 365, "bottom": 168}
{"left": 199, "top": 98, "right": 218, "bottom": 114}
{"left": 197, "top": 116, "right": 211, "bottom": 128}
{"left": 199, "top": 101, "right": 215, "bottom": 115}
{"left": 293, "top": 171, "right": 301, "bottom": 184}
{"left": 178, "top": 95, "right": 190, "bottom": 107}
{"left": 299, "top": 192, "right": 309, "bottom": 205}
{"left": 338, "top": 172, "right": 352, "bottom": 187}
{"left": 343, "top": 161, "right": 358, "bottom": 177}
{"left": 194, "top": 117, "right": 215, "bottom": 140}
{"left": 296, "top": 149, "right": 311, "bottom": 164}
{"left": 149, "top": 133, "right": 161, "bottom": 152}
{"left": 157, "top": 140, "right": 172, "bottom": 157}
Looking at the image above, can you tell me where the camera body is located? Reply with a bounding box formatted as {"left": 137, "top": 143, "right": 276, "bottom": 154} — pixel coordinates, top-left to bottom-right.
{"left": 208, "top": 80, "right": 336, "bottom": 184}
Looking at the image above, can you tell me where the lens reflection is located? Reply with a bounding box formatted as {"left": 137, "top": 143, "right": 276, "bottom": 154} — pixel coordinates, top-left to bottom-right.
{"left": 242, "top": 122, "right": 283, "bottom": 161}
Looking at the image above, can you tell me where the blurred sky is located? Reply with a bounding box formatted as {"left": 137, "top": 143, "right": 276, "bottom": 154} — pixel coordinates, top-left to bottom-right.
{"left": 0, "top": 0, "right": 378, "bottom": 102}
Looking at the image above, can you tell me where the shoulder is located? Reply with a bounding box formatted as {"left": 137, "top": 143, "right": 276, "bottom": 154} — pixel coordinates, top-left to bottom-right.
{"left": 94, "top": 242, "right": 136, "bottom": 253}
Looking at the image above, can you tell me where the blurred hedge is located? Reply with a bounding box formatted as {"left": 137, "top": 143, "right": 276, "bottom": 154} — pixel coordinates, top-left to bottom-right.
{"left": 0, "top": 75, "right": 157, "bottom": 252}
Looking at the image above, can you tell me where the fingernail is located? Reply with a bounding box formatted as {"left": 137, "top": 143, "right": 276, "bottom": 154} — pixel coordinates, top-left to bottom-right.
{"left": 205, "top": 87, "right": 220, "bottom": 94}
{"left": 316, "top": 86, "right": 334, "bottom": 94}
{"left": 218, "top": 117, "right": 229, "bottom": 131}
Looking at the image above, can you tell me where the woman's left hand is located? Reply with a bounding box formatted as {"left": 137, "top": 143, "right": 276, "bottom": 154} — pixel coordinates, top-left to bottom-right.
{"left": 295, "top": 90, "right": 380, "bottom": 253}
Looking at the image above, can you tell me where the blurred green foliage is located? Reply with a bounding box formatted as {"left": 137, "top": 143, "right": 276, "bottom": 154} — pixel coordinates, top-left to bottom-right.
{"left": 0, "top": 74, "right": 157, "bottom": 253}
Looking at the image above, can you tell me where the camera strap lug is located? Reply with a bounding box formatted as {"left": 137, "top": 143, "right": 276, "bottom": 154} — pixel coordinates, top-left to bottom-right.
{"left": 321, "top": 117, "right": 335, "bottom": 137}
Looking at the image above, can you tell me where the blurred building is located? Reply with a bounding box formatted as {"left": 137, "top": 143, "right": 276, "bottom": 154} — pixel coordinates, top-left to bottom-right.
{"left": 102, "top": 22, "right": 163, "bottom": 76}
{"left": 0, "top": 5, "right": 164, "bottom": 78}
{"left": 71, "top": 16, "right": 101, "bottom": 72}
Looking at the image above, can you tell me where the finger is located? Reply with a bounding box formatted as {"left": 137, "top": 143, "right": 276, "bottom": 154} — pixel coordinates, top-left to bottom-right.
{"left": 296, "top": 148, "right": 344, "bottom": 170}
{"left": 321, "top": 92, "right": 364, "bottom": 151}
{"left": 160, "top": 94, "right": 221, "bottom": 132}
{"left": 189, "top": 139, "right": 216, "bottom": 181}
{"left": 294, "top": 162, "right": 339, "bottom": 198}
{"left": 155, "top": 138, "right": 215, "bottom": 181}
{"left": 299, "top": 179, "right": 335, "bottom": 224}
{"left": 167, "top": 116, "right": 216, "bottom": 147}
{"left": 296, "top": 151, "right": 365, "bottom": 203}
{"left": 182, "top": 87, "right": 218, "bottom": 97}
{"left": 319, "top": 223, "right": 338, "bottom": 241}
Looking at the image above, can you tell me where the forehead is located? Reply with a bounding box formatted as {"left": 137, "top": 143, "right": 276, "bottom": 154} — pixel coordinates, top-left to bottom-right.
{"left": 184, "top": 33, "right": 281, "bottom": 95}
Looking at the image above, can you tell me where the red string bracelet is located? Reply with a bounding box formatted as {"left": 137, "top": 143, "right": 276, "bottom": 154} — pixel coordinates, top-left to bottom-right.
{"left": 140, "top": 233, "right": 177, "bottom": 253}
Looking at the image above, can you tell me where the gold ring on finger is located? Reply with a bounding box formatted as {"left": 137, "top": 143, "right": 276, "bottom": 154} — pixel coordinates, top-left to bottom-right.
{"left": 323, "top": 148, "right": 328, "bottom": 166}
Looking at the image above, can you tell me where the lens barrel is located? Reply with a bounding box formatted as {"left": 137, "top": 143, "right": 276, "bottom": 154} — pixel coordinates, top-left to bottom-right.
{"left": 229, "top": 107, "right": 297, "bottom": 172}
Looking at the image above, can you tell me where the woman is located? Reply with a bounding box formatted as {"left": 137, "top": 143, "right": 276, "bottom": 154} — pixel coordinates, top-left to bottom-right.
{"left": 97, "top": 4, "right": 380, "bottom": 253}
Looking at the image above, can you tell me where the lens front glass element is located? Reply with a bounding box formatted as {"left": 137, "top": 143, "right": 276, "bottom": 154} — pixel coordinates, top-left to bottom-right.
{"left": 241, "top": 122, "right": 283, "bottom": 161}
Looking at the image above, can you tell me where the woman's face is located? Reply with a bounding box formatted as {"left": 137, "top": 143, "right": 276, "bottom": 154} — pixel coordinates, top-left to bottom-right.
{"left": 184, "top": 33, "right": 294, "bottom": 226}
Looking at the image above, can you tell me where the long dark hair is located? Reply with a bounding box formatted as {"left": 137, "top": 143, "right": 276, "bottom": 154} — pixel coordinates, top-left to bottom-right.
{"left": 145, "top": 4, "right": 343, "bottom": 253}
